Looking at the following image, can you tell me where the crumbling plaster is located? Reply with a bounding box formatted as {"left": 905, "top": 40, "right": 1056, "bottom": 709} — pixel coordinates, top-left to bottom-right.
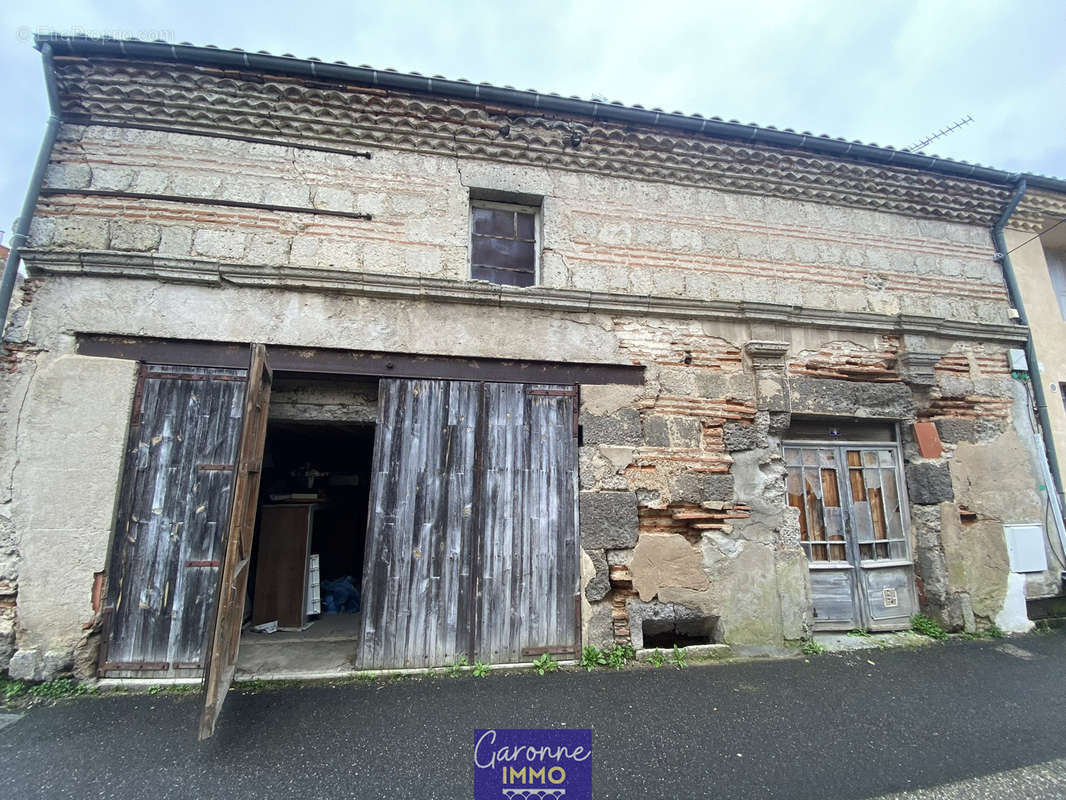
{"left": 4, "top": 265, "right": 1054, "bottom": 662}
{"left": 6, "top": 354, "right": 137, "bottom": 679}
{"left": 3, "top": 108, "right": 1055, "bottom": 666}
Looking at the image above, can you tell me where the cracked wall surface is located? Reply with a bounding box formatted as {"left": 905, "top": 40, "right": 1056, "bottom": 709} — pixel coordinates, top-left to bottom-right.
{"left": 1, "top": 66, "right": 1058, "bottom": 672}
{"left": 5, "top": 263, "right": 1056, "bottom": 668}
{"left": 27, "top": 123, "right": 1012, "bottom": 325}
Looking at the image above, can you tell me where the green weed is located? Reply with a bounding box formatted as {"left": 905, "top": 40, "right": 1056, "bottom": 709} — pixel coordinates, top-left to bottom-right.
{"left": 146, "top": 683, "right": 199, "bottom": 695}
{"left": 605, "top": 643, "right": 636, "bottom": 670}
{"left": 580, "top": 646, "right": 607, "bottom": 672}
{"left": 446, "top": 656, "right": 469, "bottom": 677}
{"left": 1, "top": 677, "right": 28, "bottom": 703}
{"left": 911, "top": 614, "right": 947, "bottom": 640}
{"left": 532, "top": 653, "right": 559, "bottom": 676}
{"left": 647, "top": 650, "right": 666, "bottom": 668}
{"left": 473, "top": 661, "right": 490, "bottom": 678}
{"left": 802, "top": 639, "right": 825, "bottom": 656}
{"left": 670, "top": 644, "right": 688, "bottom": 669}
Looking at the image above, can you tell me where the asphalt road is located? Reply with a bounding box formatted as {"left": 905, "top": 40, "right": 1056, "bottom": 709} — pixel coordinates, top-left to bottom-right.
{"left": 3, "top": 630, "right": 1066, "bottom": 799}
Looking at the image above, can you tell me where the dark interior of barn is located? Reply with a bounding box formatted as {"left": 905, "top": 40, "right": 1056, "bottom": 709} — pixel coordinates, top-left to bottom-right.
{"left": 238, "top": 419, "right": 375, "bottom": 674}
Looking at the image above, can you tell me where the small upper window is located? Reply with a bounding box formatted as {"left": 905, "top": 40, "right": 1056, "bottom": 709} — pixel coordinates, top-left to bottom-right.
{"left": 1048, "top": 250, "right": 1066, "bottom": 320}
{"left": 470, "top": 201, "right": 538, "bottom": 287}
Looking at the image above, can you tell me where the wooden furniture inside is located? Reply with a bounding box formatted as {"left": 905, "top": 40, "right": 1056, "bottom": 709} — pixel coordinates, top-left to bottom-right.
{"left": 252, "top": 503, "right": 319, "bottom": 629}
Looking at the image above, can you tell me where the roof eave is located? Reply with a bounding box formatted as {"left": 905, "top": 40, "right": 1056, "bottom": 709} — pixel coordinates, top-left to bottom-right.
{"left": 35, "top": 34, "right": 1066, "bottom": 196}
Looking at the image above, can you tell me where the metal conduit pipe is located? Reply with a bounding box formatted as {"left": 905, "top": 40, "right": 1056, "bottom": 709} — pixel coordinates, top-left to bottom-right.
{"left": 0, "top": 43, "right": 61, "bottom": 336}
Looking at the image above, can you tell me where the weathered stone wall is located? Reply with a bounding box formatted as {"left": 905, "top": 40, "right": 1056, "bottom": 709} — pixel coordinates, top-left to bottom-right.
{"left": 576, "top": 327, "right": 1057, "bottom": 649}
{"left": 1, "top": 268, "right": 1054, "bottom": 670}
{"left": 28, "top": 123, "right": 1010, "bottom": 324}
{"left": 2, "top": 54, "right": 1058, "bottom": 671}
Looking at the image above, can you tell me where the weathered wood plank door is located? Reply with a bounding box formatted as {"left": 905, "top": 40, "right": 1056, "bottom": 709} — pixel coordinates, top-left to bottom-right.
{"left": 474, "top": 384, "right": 579, "bottom": 663}
{"left": 199, "top": 344, "right": 272, "bottom": 740}
{"left": 102, "top": 365, "right": 246, "bottom": 674}
{"left": 358, "top": 379, "right": 579, "bottom": 669}
{"left": 358, "top": 379, "right": 479, "bottom": 669}
{"left": 784, "top": 443, "right": 917, "bottom": 632}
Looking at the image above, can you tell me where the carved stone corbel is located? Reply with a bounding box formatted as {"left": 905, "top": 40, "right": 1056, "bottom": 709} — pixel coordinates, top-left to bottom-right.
{"left": 744, "top": 340, "right": 791, "bottom": 413}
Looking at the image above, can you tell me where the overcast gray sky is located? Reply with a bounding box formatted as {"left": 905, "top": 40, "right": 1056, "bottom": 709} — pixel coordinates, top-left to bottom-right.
{"left": 2, "top": 0, "right": 1065, "bottom": 246}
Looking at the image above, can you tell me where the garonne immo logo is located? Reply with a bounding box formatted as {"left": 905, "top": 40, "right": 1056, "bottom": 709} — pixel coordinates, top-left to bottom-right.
{"left": 474, "top": 729, "right": 592, "bottom": 799}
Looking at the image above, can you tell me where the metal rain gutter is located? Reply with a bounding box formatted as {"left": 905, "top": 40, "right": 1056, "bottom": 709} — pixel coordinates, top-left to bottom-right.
{"left": 0, "top": 43, "right": 61, "bottom": 336}
{"left": 34, "top": 35, "right": 1066, "bottom": 194}
{"left": 992, "top": 179, "right": 1066, "bottom": 554}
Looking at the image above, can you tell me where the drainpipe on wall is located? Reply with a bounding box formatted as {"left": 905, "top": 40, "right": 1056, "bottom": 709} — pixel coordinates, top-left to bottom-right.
{"left": 0, "top": 43, "right": 61, "bottom": 336}
{"left": 992, "top": 177, "right": 1066, "bottom": 563}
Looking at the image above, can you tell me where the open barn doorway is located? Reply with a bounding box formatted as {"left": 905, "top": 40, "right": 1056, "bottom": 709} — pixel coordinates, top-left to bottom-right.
{"left": 236, "top": 377, "right": 377, "bottom": 678}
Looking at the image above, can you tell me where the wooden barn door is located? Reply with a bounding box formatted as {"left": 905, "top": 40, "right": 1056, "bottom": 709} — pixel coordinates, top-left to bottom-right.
{"left": 358, "top": 379, "right": 579, "bottom": 670}
{"left": 200, "top": 344, "right": 272, "bottom": 740}
{"left": 101, "top": 365, "right": 247, "bottom": 675}
{"left": 474, "top": 384, "right": 579, "bottom": 664}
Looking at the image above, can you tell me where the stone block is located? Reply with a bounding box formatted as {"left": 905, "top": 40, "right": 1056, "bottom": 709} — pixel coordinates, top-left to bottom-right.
{"left": 671, "top": 416, "right": 703, "bottom": 447}
{"left": 0, "top": 616, "right": 13, "bottom": 671}
{"left": 247, "top": 235, "right": 292, "bottom": 266}
{"left": 41, "top": 650, "right": 74, "bottom": 681}
{"left": 192, "top": 230, "right": 247, "bottom": 260}
{"left": 7, "top": 648, "right": 41, "bottom": 681}
{"left": 702, "top": 473, "right": 735, "bottom": 502}
{"left": 669, "top": 473, "right": 703, "bottom": 504}
{"left": 584, "top": 549, "right": 610, "bottom": 602}
{"left": 722, "top": 421, "right": 763, "bottom": 452}
{"left": 630, "top": 533, "right": 709, "bottom": 602}
{"left": 53, "top": 217, "right": 109, "bottom": 250}
{"left": 44, "top": 162, "right": 91, "bottom": 189}
{"left": 788, "top": 376, "right": 914, "bottom": 419}
{"left": 768, "top": 411, "right": 791, "bottom": 434}
{"left": 158, "top": 226, "right": 193, "bottom": 257}
{"left": 109, "top": 222, "right": 161, "bottom": 252}
{"left": 583, "top": 602, "right": 615, "bottom": 650}
{"left": 579, "top": 490, "right": 638, "bottom": 549}
{"left": 906, "top": 461, "right": 954, "bottom": 505}
{"left": 643, "top": 416, "right": 669, "bottom": 447}
{"left": 264, "top": 183, "right": 311, "bottom": 207}
{"left": 580, "top": 408, "right": 642, "bottom": 447}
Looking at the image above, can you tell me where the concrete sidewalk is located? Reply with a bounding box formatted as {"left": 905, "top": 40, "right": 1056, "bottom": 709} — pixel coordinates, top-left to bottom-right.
{"left": 3, "top": 630, "right": 1066, "bottom": 799}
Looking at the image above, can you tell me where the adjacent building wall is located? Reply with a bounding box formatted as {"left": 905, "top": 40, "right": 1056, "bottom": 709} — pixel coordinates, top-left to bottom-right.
{"left": 1003, "top": 228, "right": 1066, "bottom": 489}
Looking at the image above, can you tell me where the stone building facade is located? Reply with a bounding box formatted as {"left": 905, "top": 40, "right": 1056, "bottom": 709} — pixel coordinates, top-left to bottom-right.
{"left": 1, "top": 37, "right": 1063, "bottom": 682}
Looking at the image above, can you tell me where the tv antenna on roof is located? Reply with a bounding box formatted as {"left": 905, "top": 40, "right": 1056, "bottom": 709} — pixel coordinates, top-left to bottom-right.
{"left": 904, "top": 115, "right": 974, "bottom": 153}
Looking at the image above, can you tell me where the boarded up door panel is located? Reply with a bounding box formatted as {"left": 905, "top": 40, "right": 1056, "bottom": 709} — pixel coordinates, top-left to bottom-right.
{"left": 103, "top": 366, "right": 245, "bottom": 672}
{"left": 359, "top": 379, "right": 478, "bottom": 669}
{"left": 359, "top": 379, "right": 578, "bottom": 670}
{"left": 475, "top": 385, "right": 578, "bottom": 663}
{"left": 784, "top": 444, "right": 917, "bottom": 632}
{"left": 199, "top": 344, "right": 272, "bottom": 740}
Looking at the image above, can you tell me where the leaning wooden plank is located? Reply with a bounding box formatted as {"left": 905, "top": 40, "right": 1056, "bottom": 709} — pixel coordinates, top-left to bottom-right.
{"left": 199, "top": 344, "right": 271, "bottom": 741}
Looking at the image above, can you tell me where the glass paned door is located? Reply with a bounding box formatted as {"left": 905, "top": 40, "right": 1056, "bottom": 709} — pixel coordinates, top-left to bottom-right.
{"left": 784, "top": 443, "right": 917, "bottom": 631}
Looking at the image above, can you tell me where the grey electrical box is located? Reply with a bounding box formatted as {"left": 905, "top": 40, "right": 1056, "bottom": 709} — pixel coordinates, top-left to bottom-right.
{"left": 1004, "top": 524, "right": 1048, "bottom": 573}
{"left": 1008, "top": 349, "right": 1028, "bottom": 372}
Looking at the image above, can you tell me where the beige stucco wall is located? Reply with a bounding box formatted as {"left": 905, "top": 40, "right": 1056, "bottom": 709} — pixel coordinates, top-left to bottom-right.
{"left": 1004, "top": 228, "right": 1066, "bottom": 484}
{"left": 8, "top": 355, "right": 137, "bottom": 676}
